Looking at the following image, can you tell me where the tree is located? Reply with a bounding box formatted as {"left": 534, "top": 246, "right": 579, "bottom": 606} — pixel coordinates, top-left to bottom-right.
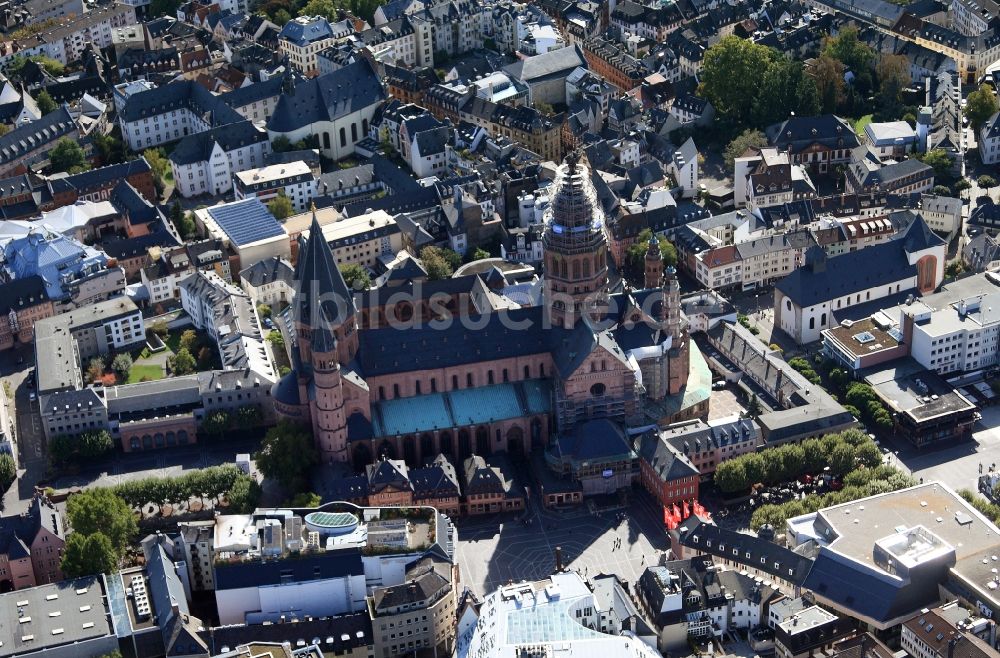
{"left": 255, "top": 421, "right": 319, "bottom": 491}
{"left": 49, "top": 138, "right": 88, "bottom": 174}
{"left": 828, "top": 443, "right": 856, "bottom": 476}
{"left": 955, "top": 178, "right": 972, "bottom": 194}
{"left": 300, "top": 0, "right": 338, "bottom": 20}
{"left": 171, "top": 347, "right": 196, "bottom": 375}
{"left": 170, "top": 201, "right": 196, "bottom": 239}
{"left": 875, "top": 54, "right": 910, "bottom": 119}
{"left": 35, "top": 89, "right": 57, "bottom": 115}
{"left": 236, "top": 405, "right": 262, "bottom": 429}
{"left": 625, "top": 228, "right": 679, "bottom": 283}
{"left": 257, "top": 303, "right": 272, "bottom": 319}
{"left": 226, "top": 474, "right": 261, "bottom": 513}
{"left": 918, "top": 149, "right": 953, "bottom": 179}
{"left": 66, "top": 488, "right": 137, "bottom": 553}
{"left": 931, "top": 185, "right": 952, "bottom": 196}
{"left": 714, "top": 460, "right": 748, "bottom": 494}
{"left": 86, "top": 356, "right": 105, "bottom": 384}
{"left": 965, "top": 84, "right": 999, "bottom": 131}
{"left": 699, "top": 36, "right": 779, "bottom": 128}
{"left": 179, "top": 329, "right": 198, "bottom": 351}
{"left": 745, "top": 393, "right": 762, "bottom": 419}
{"left": 143, "top": 148, "right": 170, "bottom": 195}
{"left": 751, "top": 57, "right": 819, "bottom": 127}
{"left": 339, "top": 263, "right": 371, "bottom": 290}
{"left": 0, "top": 453, "right": 14, "bottom": 490}
{"left": 92, "top": 132, "right": 126, "bottom": 165}
{"left": 197, "top": 346, "right": 214, "bottom": 368}
{"left": 287, "top": 491, "right": 323, "bottom": 507}
{"left": 468, "top": 247, "right": 492, "bottom": 262}
{"left": 61, "top": 532, "right": 118, "bottom": 578}
{"left": 111, "top": 354, "right": 133, "bottom": 381}
{"left": 724, "top": 129, "right": 768, "bottom": 170}
{"left": 945, "top": 259, "right": 965, "bottom": 278}
{"left": 268, "top": 193, "right": 294, "bottom": 220}
{"left": 202, "top": 410, "right": 230, "bottom": 437}
{"left": 978, "top": 175, "right": 997, "bottom": 190}
{"left": 420, "top": 246, "right": 455, "bottom": 280}
{"left": 810, "top": 55, "right": 846, "bottom": 114}
{"left": 79, "top": 430, "right": 113, "bottom": 458}
{"left": 855, "top": 441, "right": 882, "bottom": 468}
{"left": 267, "top": 330, "right": 285, "bottom": 349}
{"left": 822, "top": 26, "right": 875, "bottom": 92}
{"left": 271, "top": 135, "right": 292, "bottom": 152}
{"left": 150, "top": 320, "right": 168, "bottom": 337}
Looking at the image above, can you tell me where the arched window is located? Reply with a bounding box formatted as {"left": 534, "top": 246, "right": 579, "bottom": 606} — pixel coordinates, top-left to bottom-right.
{"left": 809, "top": 317, "right": 815, "bottom": 330}
{"left": 363, "top": 118, "right": 369, "bottom": 134}
{"left": 323, "top": 132, "right": 331, "bottom": 149}
{"left": 416, "top": 380, "right": 422, "bottom": 395}
{"left": 572, "top": 260, "right": 581, "bottom": 278}
{"left": 590, "top": 383, "right": 606, "bottom": 396}
{"left": 351, "top": 123, "right": 358, "bottom": 142}
{"left": 583, "top": 259, "right": 590, "bottom": 277}
{"left": 393, "top": 383, "right": 400, "bottom": 398}
{"left": 524, "top": 365, "right": 530, "bottom": 378}
{"left": 339, "top": 127, "right": 347, "bottom": 147}
{"left": 820, "top": 312, "right": 827, "bottom": 326}
{"left": 452, "top": 375, "right": 459, "bottom": 389}
{"left": 379, "top": 385, "right": 385, "bottom": 399}
{"left": 431, "top": 378, "right": 437, "bottom": 392}
{"left": 467, "top": 373, "right": 473, "bottom": 387}
{"left": 488, "top": 370, "right": 495, "bottom": 385}
{"left": 502, "top": 368, "right": 509, "bottom": 382}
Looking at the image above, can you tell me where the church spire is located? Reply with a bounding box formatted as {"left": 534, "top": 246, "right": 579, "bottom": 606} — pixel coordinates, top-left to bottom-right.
{"left": 294, "top": 204, "right": 356, "bottom": 332}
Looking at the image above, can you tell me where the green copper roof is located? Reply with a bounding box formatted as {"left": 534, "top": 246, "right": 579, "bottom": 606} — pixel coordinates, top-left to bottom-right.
{"left": 371, "top": 379, "right": 553, "bottom": 437}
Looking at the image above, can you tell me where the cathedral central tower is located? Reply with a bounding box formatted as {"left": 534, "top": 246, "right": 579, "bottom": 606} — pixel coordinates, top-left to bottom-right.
{"left": 542, "top": 152, "right": 609, "bottom": 328}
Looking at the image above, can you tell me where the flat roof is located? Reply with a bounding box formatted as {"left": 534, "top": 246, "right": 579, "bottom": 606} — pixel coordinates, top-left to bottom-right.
{"left": 797, "top": 483, "right": 1000, "bottom": 597}
{"left": 234, "top": 160, "right": 312, "bottom": 186}
{"left": 824, "top": 317, "right": 900, "bottom": 358}
{"left": 863, "top": 360, "right": 976, "bottom": 421}
{"left": 0, "top": 576, "right": 114, "bottom": 657}
{"left": 778, "top": 605, "right": 838, "bottom": 635}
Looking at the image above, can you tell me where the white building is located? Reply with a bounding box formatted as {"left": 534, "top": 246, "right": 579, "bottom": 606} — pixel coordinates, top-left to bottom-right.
{"left": 193, "top": 198, "right": 291, "bottom": 267}
{"left": 887, "top": 272, "right": 1000, "bottom": 375}
{"left": 233, "top": 161, "right": 317, "bottom": 212}
{"left": 979, "top": 110, "right": 1000, "bottom": 165}
{"left": 775, "top": 216, "right": 946, "bottom": 344}
{"left": 278, "top": 16, "right": 352, "bottom": 76}
{"left": 458, "top": 571, "right": 661, "bottom": 658}
{"left": 169, "top": 121, "right": 270, "bottom": 198}
{"left": 7, "top": 3, "right": 137, "bottom": 65}
{"left": 266, "top": 59, "right": 386, "bottom": 162}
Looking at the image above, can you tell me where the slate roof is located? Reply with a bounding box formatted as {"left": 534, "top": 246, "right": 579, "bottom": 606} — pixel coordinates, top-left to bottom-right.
{"left": 410, "top": 455, "right": 460, "bottom": 498}
{"left": 119, "top": 79, "right": 242, "bottom": 125}
{"left": 0, "top": 497, "right": 62, "bottom": 559}
{"left": 636, "top": 429, "right": 700, "bottom": 483}
{"left": 0, "top": 275, "right": 50, "bottom": 314}
{"left": 239, "top": 255, "right": 294, "bottom": 288}
{"left": 503, "top": 44, "right": 587, "bottom": 83}
{"left": 765, "top": 114, "right": 860, "bottom": 153}
{"left": 553, "top": 418, "right": 637, "bottom": 464}
{"left": 267, "top": 59, "right": 385, "bottom": 133}
{"left": 295, "top": 209, "right": 356, "bottom": 329}
{"left": 676, "top": 517, "right": 814, "bottom": 586}
{"left": 0, "top": 106, "right": 75, "bottom": 166}
{"left": 198, "top": 613, "right": 372, "bottom": 656}
{"left": 775, "top": 220, "right": 935, "bottom": 308}
{"left": 168, "top": 121, "right": 267, "bottom": 166}
{"left": 366, "top": 458, "right": 410, "bottom": 493}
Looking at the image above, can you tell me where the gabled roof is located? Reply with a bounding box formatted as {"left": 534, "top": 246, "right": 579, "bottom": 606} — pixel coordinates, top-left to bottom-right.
{"left": 168, "top": 121, "right": 267, "bottom": 166}
{"left": 503, "top": 44, "right": 587, "bottom": 83}
{"left": 267, "top": 59, "right": 385, "bottom": 133}
{"left": 295, "top": 209, "right": 356, "bottom": 328}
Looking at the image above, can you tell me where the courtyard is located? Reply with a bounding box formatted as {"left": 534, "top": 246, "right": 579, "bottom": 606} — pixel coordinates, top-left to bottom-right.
{"left": 454, "top": 487, "right": 668, "bottom": 597}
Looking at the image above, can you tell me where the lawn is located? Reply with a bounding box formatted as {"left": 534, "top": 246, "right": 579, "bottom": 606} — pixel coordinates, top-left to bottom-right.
{"left": 127, "top": 364, "right": 164, "bottom": 383}
{"left": 854, "top": 114, "right": 873, "bottom": 135}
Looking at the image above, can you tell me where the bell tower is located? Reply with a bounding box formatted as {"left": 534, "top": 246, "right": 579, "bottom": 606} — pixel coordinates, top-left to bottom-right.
{"left": 542, "top": 152, "right": 609, "bottom": 328}
{"left": 644, "top": 235, "right": 663, "bottom": 290}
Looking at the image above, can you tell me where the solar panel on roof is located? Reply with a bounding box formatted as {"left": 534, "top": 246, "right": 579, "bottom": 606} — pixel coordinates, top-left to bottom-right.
{"left": 207, "top": 199, "right": 284, "bottom": 246}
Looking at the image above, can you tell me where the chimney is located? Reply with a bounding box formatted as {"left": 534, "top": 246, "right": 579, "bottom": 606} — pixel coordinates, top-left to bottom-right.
{"left": 555, "top": 546, "right": 563, "bottom": 572}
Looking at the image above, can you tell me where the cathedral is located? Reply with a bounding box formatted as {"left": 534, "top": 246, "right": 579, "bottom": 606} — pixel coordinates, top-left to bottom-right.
{"left": 273, "top": 154, "right": 704, "bottom": 469}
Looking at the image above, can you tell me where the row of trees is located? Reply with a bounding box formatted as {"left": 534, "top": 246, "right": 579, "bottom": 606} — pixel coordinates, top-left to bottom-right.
{"left": 958, "top": 489, "right": 1000, "bottom": 525}
{"left": 49, "top": 430, "right": 114, "bottom": 464}
{"left": 788, "top": 356, "right": 893, "bottom": 430}
{"left": 0, "top": 453, "right": 14, "bottom": 491}
{"left": 713, "top": 428, "right": 883, "bottom": 494}
{"left": 112, "top": 464, "right": 245, "bottom": 510}
{"left": 750, "top": 464, "right": 917, "bottom": 530}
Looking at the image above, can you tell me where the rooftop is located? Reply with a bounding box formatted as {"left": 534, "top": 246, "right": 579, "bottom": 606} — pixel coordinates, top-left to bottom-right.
{"left": 823, "top": 317, "right": 901, "bottom": 359}
{"left": 202, "top": 198, "right": 285, "bottom": 247}
{"left": 0, "top": 576, "right": 114, "bottom": 658}
{"left": 863, "top": 360, "right": 976, "bottom": 422}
